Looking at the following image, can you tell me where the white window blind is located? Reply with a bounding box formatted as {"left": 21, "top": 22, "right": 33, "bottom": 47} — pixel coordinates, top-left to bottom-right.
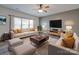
{"left": 14, "top": 17, "right": 21, "bottom": 29}
{"left": 14, "top": 17, "right": 34, "bottom": 30}
{"left": 22, "top": 18, "right": 29, "bottom": 29}
{"left": 29, "top": 20, "right": 34, "bottom": 28}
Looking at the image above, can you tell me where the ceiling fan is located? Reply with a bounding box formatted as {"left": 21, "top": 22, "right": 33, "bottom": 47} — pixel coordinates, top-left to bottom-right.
{"left": 34, "top": 4, "right": 49, "bottom": 13}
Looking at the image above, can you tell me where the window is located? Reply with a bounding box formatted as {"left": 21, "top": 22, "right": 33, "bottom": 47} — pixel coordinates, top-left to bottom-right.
{"left": 22, "top": 19, "right": 29, "bottom": 29}
{"left": 14, "top": 17, "right": 21, "bottom": 29}
{"left": 14, "top": 17, "right": 34, "bottom": 30}
{"left": 29, "top": 20, "right": 34, "bottom": 28}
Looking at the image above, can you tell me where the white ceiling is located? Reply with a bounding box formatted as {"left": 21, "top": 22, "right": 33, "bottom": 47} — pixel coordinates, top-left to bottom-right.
{"left": 1, "top": 4, "right": 79, "bottom": 17}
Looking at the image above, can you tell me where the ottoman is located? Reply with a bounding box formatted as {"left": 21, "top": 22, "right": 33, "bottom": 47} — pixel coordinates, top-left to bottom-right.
{"left": 12, "top": 43, "right": 36, "bottom": 55}
{"left": 8, "top": 38, "right": 23, "bottom": 47}
{"left": 30, "top": 35, "right": 49, "bottom": 46}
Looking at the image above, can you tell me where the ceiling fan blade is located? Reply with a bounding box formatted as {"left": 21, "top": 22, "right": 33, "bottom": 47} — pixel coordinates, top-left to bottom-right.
{"left": 42, "top": 7, "right": 48, "bottom": 10}
{"left": 45, "top": 6, "right": 49, "bottom": 8}
{"left": 42, "top": 4, "right": 49, "bottom": 8}
{"left": 43, "top": 9, "right": 47, "bottom": 13}
{"left": 40, "top": 4, "right": 43, "bottom": 9}
{"left": 33, "top": 4, "right": 49, "bottom": 13}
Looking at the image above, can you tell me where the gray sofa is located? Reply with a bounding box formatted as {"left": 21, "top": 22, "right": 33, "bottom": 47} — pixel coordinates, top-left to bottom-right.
{"left": 11, "top": 31, "right": 38, "bottom": 38}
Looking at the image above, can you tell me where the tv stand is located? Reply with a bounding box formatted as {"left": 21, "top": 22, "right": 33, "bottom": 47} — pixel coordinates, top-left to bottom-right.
{"left": 49, "top": 29, "right": 61, "bottom": 37}
{"left": 49, "top": 32, "right": 60, "bottom": 37}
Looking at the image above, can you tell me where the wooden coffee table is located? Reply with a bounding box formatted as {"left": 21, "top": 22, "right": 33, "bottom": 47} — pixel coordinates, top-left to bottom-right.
{"left": 30, "top": 35, "right": 49, "bottom": 46}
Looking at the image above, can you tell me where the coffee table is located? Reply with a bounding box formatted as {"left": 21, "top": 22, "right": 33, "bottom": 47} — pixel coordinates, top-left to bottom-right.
{"left": 30, "top": 35, "right": 49, "bottom": 46}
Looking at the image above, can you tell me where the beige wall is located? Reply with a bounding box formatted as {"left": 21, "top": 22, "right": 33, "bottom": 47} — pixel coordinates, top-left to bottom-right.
{"left": 40, "top": 9, "right": 79, "bottom": 36}
{"left": 0, "top": 5, "right": 39, "bottom": 37}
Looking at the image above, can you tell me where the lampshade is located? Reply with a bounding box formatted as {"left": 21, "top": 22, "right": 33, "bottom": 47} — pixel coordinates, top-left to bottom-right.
{"left": 66, "top": 26, "right": 72, "bottom": 31}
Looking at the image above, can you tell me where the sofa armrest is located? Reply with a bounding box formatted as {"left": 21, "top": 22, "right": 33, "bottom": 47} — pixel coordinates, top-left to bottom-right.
{"left": 73, "top": 33, "right": 79, "bottom": 51}
{"left": 49, "top": 43, "right": 79, "bottom": 55}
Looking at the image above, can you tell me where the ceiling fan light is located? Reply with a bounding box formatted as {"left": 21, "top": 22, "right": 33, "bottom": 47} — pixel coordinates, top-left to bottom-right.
{"left": 38, "top": 9, "right": 43, "bottom": 13}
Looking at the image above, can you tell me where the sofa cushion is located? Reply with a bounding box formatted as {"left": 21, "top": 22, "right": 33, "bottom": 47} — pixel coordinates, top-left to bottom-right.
{"left": 13, "top": 29, "right": 18, "bottom": 33}
{"left": 12, "top": 44, "right": 36, "bottom": 55}
{"left": 8, "top": 38, "right": 23, "bottom": 47}
{"left": 12, "top": 29, "right": 21, "bottom": 34}
{"left": 13, "top": 31, "right": 38, "bottom": 38}
{"left": 16, "top": 29, "right": 21, "bottom": 33}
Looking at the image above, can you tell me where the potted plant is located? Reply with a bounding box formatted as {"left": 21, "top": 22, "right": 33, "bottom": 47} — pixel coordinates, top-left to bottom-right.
{"left": 37, "top": 25, "right": 42, "bottom": 31}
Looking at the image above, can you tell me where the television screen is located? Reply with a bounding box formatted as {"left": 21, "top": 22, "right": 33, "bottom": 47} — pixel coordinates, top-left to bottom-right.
{"left": 0, "top": 16, "right": 6, "bottom": 24}
{"left": 49, "top": 20, "right": 62, "bottom": 28}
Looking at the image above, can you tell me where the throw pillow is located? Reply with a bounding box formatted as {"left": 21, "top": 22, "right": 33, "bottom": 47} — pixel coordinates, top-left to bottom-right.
{"left": 61, "top": 32, "right": 75, "bottom": 49}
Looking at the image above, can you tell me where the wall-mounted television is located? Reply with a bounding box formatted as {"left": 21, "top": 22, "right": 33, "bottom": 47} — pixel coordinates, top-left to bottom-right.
{"left": 49, "top": 20, "right": 62, "bottom": 28}
{"left": 0, "top": 16, "right": 6, "bottom": 24}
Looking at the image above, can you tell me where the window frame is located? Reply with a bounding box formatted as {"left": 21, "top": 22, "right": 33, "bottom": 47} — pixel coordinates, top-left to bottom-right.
{"left": 13, "top": 17, "right": 34, "bottom": 30}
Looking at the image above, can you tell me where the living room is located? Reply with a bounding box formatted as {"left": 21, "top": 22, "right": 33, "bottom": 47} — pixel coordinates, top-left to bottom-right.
{"left": 0, "top": 4, "right": 79, "bottom": 55}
